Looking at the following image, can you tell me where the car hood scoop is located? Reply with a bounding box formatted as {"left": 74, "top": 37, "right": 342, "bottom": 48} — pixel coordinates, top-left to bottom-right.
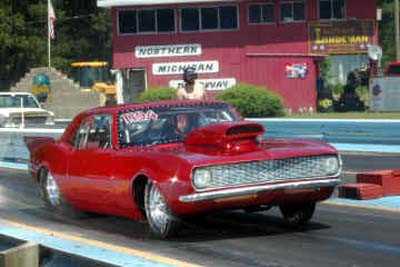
{"left": 184, "top": 121, "right": 265, "bottom": 153}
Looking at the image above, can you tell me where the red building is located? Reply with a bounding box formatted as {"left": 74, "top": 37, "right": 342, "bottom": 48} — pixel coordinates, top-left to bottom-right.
{"left": 98, "top": 0, "right": 378, "bottom": 111}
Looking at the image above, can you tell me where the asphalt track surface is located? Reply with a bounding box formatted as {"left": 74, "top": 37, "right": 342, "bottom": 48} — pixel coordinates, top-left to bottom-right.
{"left": 1, "top": 153, "right": 400, "bottom": 267}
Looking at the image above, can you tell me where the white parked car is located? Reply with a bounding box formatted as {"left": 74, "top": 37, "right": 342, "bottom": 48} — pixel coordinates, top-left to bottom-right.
{"left": 0, "top": 92, "right": 55, "bottom": 128}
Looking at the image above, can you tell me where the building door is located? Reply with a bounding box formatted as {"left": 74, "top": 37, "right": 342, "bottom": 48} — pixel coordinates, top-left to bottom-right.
{"left": 123, "top": 69, "right": 147, "bottom": 103}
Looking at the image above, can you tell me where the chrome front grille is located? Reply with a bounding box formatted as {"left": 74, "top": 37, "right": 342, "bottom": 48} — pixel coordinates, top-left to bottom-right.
{"left": 12, "top": 116, "right": 47, "bottom": 125}
{"left": 198, "top": 156, "right": 340, "bottom": 190}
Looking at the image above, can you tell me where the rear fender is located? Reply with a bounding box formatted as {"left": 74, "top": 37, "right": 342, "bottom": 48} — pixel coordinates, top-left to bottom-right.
{"left": 24, "top": 136, "right": 55, "bottom": 154}
{"left": 24, "top": 137, "right": 54, "bottom": 181}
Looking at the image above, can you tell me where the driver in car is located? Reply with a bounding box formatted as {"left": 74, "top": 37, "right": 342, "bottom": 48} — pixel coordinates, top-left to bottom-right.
{"left": 162, "top": 114, "right": 192, "bottom": 141}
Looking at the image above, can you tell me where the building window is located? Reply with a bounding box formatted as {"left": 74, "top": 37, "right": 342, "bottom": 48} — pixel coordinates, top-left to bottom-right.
{"left": 118, "top": 8, "right": 175, "bottom": 34}
{"left": 201, "top": 7, "right": 219, "bottom": 30}
{"left": 280, "top": 1, "right": 305, "bottom": 22}
{"left": 220, "top": 6, "right": 238, "bottom": 29}
{"left": 138, "top": 10, "right": 156, "bottom": 32}
{"left": 157, "top": 9, "right": 175, "bottom": 32}
{"left": 248, "top": 3, "right": 275, "bottom": 24}
{"left": 119, "top": 10, "right": 137, "bottom": 34}
{"left": 181, "top": 6, "right": 238, "bottom": 32}
{"left": 181, "top": 8, "right": 200, "bottom": 31}
{"left": 319, "top": 0, "right": 345, "bottom": 19}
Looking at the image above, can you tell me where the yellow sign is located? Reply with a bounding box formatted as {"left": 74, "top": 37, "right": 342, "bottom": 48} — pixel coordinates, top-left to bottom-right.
{"left": 309, "top": 20, "right": 375, "bottom": 54}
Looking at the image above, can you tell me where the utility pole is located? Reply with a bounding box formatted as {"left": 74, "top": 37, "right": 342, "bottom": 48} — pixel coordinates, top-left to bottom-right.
{"left": 48, "top": 0, "right": 51, "bottom": 69}
{"left": 396, "top": 0, "right": 400, "bottom": 60}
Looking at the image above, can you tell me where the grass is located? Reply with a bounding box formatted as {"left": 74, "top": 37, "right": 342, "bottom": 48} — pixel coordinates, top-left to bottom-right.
{"left": 286, "top": 112, "right": 400, "bottom": 120}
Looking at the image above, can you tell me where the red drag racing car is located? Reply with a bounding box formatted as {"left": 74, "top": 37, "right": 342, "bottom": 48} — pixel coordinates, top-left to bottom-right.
{"left": 26, "top": 100, "right": 341, "bottom": 238}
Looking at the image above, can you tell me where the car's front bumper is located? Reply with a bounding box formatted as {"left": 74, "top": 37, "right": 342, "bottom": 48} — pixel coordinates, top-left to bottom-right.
{"left": 179, "top": 177, "right": 341, "bottom": 203}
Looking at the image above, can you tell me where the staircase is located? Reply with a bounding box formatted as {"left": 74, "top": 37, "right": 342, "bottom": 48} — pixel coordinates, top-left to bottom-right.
{"left": 11, "top": 67, "right": 101, "bottom": 119}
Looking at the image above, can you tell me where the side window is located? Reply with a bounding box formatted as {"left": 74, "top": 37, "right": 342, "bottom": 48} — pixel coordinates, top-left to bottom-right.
{"left": 74, "top": 115, "right": 112, "bottom": 150}
{"left": 87, "top": 115, "right": 112, "bottom": 149}
{"left": 74, "top": 121, "right": 91, "bottom": 149}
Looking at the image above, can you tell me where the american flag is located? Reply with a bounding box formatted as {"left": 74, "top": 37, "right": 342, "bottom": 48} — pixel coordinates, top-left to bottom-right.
{"left": 48, "top": 0, "right": 56, "bottom": 40}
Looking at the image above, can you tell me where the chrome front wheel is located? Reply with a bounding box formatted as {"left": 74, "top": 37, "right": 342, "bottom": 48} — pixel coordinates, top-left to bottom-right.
{"left": 144, "top": 181, "right": 179, "bottom": 238}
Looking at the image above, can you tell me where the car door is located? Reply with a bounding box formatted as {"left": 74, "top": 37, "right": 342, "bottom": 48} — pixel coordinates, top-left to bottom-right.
{"left": 67, "top": 114, "right": 116, "bottom": 212}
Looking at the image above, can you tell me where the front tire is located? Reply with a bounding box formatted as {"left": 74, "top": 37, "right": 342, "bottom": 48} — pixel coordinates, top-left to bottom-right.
{"left": 144, "top": 181, "right": 180, "bottom": 239}
{"left": 279, "top": 202, "right": 316, "bottom": 227}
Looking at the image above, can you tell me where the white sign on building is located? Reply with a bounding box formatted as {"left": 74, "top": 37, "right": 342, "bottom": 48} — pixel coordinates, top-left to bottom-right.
{"left": 169, "top": 78, "right": 236, "bottom": 91}
{"left": 135, "top": 44, "right": 202, "bottom": 58}
{"left": 153, "top": 61, "right": 219, "bottom": 75}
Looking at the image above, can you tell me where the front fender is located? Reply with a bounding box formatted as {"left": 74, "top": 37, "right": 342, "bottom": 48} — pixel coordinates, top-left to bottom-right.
{"left": 127, "top": 156, "right": 195, "bottom": 212}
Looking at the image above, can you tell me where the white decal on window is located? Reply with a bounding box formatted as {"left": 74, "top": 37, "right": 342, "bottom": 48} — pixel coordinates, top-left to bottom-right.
{"left": 121, "top": 110, "right": 158, "bottom": 124}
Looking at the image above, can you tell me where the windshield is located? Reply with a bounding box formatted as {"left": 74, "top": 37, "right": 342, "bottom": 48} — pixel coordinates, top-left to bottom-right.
{"left": 0, "top": 95, "right": 40, "bottom": 108}
{"left": 119, "top": 104, "right": 239, "bottom": 147}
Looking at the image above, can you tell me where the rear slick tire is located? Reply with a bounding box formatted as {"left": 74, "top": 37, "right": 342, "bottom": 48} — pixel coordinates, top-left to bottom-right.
{"left": 279, "top": 202, "right": 316, "bottom": 228}
{"left": 39, "top": 168, "right": 86, "bottom": 219}
{"left": 144, "top": 181, "right": 180, "bottom": 239}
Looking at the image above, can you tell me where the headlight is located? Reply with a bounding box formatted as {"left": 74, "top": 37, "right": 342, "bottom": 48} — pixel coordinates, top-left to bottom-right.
{"left": 1, "top": 116, "right": 16, "bottom": 128}
{"left": 324, "top": 156, "right": 340, "bottom": 175}
{"left": 0, "top": 115, "right": 6, "bottom": 127}
{"left": 193, "top": 169, "right": 212, "bottom": 189}
{"left": 45, "top": 116, "right": 55, "bottom": 126}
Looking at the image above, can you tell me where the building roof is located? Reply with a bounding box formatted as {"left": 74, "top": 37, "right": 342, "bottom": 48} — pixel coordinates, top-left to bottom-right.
{"left": 97, "top": 0, "right": 234, "bottom": 7}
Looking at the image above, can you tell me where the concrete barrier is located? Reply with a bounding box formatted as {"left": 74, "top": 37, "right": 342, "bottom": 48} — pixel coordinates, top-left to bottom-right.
{"left": 0, "top": 234, "right": 115, "bottom": 267}
{"left": 0, "top": 235, "right": 39, "bottom": 267}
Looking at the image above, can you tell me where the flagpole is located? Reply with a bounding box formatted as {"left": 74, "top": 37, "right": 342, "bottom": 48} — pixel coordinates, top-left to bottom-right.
{"left": 48, "top": 0, "right": 51, "bottom": 70}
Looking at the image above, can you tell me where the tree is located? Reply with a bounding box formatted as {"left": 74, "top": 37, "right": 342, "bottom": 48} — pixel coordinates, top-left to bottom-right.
{"left": 0, "top": 0, "right": 112, "bottom": 90}
{"left": 378, "top": 0, "right": 397, "bottom": 65}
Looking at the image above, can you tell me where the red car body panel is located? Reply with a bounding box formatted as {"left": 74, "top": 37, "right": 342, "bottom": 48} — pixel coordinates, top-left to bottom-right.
{"left": 27, "top": 100, "right": 340, "bottom": 221}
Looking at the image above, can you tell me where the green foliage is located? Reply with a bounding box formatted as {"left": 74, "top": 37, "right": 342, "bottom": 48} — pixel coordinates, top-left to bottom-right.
{"left": 319, "top": 58, "right": 333, "bottom": 83}
{"left": 332, "top": 84, "right": 345, "bottom": 96}
{"left": 378, "top": 0, "right": 397, "bottom": 66}
{"left": 0, "top": 0, "right": 112, "bottom": 90}
{"left": 138, "top": 87, "right": 178, "bottom": 103}
{"left": 356, "top": 85, "right": 370, "bottom": 105}
{"left": 217, "top": 83, "right": 285, "bottom": 118}
{"left": 331, "top": 84, "right": 369, "bottom": 103}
